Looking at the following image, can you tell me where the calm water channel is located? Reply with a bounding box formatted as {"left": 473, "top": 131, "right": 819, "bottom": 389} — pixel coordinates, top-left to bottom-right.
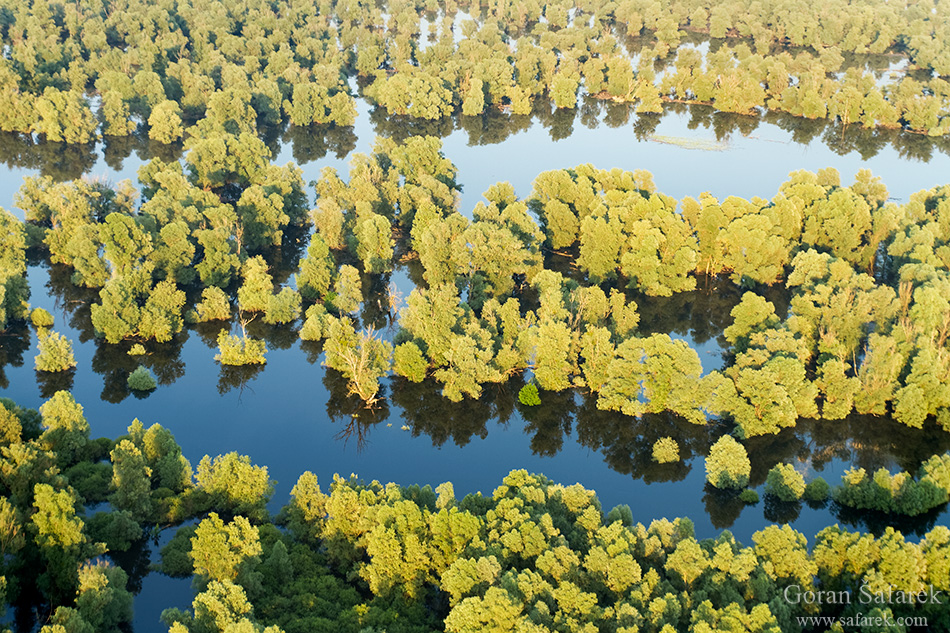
{"left": 2, "top": 96, "right": 950, "bottom": 631}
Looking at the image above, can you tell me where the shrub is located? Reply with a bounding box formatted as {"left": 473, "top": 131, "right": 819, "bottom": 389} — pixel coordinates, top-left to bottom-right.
{"left": 299, "top": 304, "right": 329, "bottom": 341}
{"left": 30, "top": 307, "right": 55, "bottom": 328}
{"left": 35, "top": 330, "right": 77, "bottom": 372}
{"left": 606, "top": 504, "right": 633, "bottom": 526}
{"left": 127, "top": 366, "right": 157, "bottom": 391}
{"left": 394, "top": 341, "right": 428, "bottom": 383}
{"left": 195, "top": 452, "right": 273, "bottom": 521}
{"left": 193, "top": 287, "right": 231, "bottom": 322}
{"left": 518, "top": 383, "right": 541, "bottom": 406}
{"left": 705, "top": 435, "right": 751, "bottom": 489}
{"left": 86, "top": 510, "right": 142, "bottom": 552}
{"left": 832, "top": 454, "right": 950, "bottom": 516}
{"left": 64, "top": 461, "right": 112, "bottom": 504}
{"left": 803, "top": 477, "right": 831, "bottom": 503}
{"left": 323, "top": 320, "right": 392, "bottom": 404}
{"left": 739, "top": 489, "right": 759, "bottom": 504}
{"left": 263, "top": 287, "right": 302, "bottom": 325}
{"left": 652, "top": 437, "right": 680, "bottom": 463}
{"left": 216, "top": 331, "right": 267, "bottom": 365}
{"left": 159, "top": 525, "right": 198, "bottom": 577}
{"left": 765, "top": 463, "right": 806, "bottom": 502}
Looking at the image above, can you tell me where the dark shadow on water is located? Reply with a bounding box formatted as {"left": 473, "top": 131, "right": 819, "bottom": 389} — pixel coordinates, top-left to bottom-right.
{"left": 0, "top": 324, "right": 30, "bottom": 390}
{"left": 457, "top": 109, "right": 533, "bottom": 146}
{"left": 107, "top": 536, "right": 154, "bottom": 595}
{"left": 217, "top": 363, "right": 266, "bottom": 396}
{"left": 519, "top": 386, "right": 576, "bottom": 458}
{"left": 368, "top": 107, "right": 455, "bottom": 142}
{"left": 192, "top": 321, "right": 232, "bottom": 350}
{"left": 763, "top": 494, "right": 802, "bottom": 524}
{"left": 575, "top": 398, "right": 707, "bottom": 484}
{"left": 832, "top": 501, "right": 947, "bottom": 538}
{"left": 300, "top": 339, "right": 325, "bottom": 366}
{"left": 244, "top": 319, "right": 300, "bottom": 351}
{"left": 282, "top": 123, "right": 358, "bottom": 164}
{"left": 45, "top": 263, "right": 99, "bottom": 343}
{"left": 102, "top": 133, "right": 185, "bottom": 172}
{"left": 744, "top": 429, "right": 809, "bottom": 488}
{"left": 703, "top": 485, "right": 746, "bottom": 530}
{"left": 92, "top": 338, "right": 187, "bottom": 403}
{"left": 0, "top": 133, "right": 96, "bottom": 180}
{"left": 36, "top": 368, "right": 75, "bottom": 399}
{"left": 388, "top": 375, "right": 502, "bottom": 448}
{"left": 323, "top": 367, "right": 390, "bottom": 437}
{"left": 803, "top": 415, "right": 950, "bottom": 476}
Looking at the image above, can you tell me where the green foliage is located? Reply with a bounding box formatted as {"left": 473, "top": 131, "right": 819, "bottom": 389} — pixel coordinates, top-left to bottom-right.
{"left": 803, "top": 477, "right": 831, "bottom": 503}
{"left": 281, "top": 471, "right": 328, "bottom": 543}
{"left": 0, "top": 401, "right": 24, "bottom": 446}
{"left": 161, "top": 579, "right": 282, "bottom": 633}
{"left": 652, "top": 437, "right": 679, "bottom": 464}
{"left": 149, "top": 100, "right": 184, "bottom": 144}
{"left": 190, "top": 513, "right": 262, "bottom": 589}
{"left": 110, "top": 439, "right": 154, "bottom": 521}
{"left": 518, "top": 384, "right": 541, "bottom": 407}
{"left": 31, "top": 483, "right": 86, "bottom": 550}
{"left": 832, "top": 454, "right": 950, "bottom": 516}
{"left": 27, "top": 148, "right": 950, "bottom": 440}
{"left": 74, "top": 562, "right": 134, "bottom": 631}
{"left": 605, "top": 504, "right": 633, "bottom": 526}
{"left": 400, "top": 284, "right": 464, "bottom": 366}
{"left": 332, "top": 265, "right": 363, "bottom": 314}
{"left": 371, "top": 70, "right": 453, "bottom": 119}
{"left": 393, "top": 341, "right": 428, "bottom": 383}
{"left": 39, "top": 391, "right": 90, "bottom": 466}
{"left": 263, "top": 288, "right": 302, "bottom": 325}
{"left": 127, "top": 366, "right": 157, "bottom": 392}
{"left": 739, "top": 489, "right": 760, "bottom": 504}
{"left": 238, "top": 257, "right": 274, "bottom": 313}
{"left": 34, "top": 88, "right": 98, "bottom": 144}
{"left": 764, "top": 463, "right": 806, "bottom": 502}
{"left": 723, "top": 293, "right": 780, "bottom": 352}
{"left": 35, "top": 330, "right": 77, "bottom": 373}
{"left": 86, "top": 511, "right": 142, "bottom": 552}
{"left": 64, "top": 461, "right": 112, "bottom": 504}
{"left": 354, "top": 213, "right": 394, "bottom": 273}
{"left": 705, "top": 435, "right": 751, "bottom": 489}
{"left": 160, "top": 525, "right": 198, "bottom": 577}
{"left": 296, "top": 235, "right": 334, "bottom": 301}
{"left": 323, "top": 319, "right": 393, "bottom": 404}
{"left": 531, "top": 320, "right": 574, "bottom": 391}
{"left": 216, "top": 331, "right": 267, "bottom": 366}
{"left": 299, "top": 304, "right": 329, "bottom": 342}
{"left": 195, "top": 453, "right": 274, "bottom": 521}
{"left": 193, "top": 287, "right": 231, "bottom": 323}
{"left": 39, "top": 606, "right": 95, "bottom": 633}
{"left": 597, "top": 334, "right": 708, "bottom": 424}
{"left": 90, "top": 274, "right": 187, "bottom": 344}
{"left": 0, "top": 207, "right": 30, "bottom": 330}
{"left": 30, "top": 308, "right": 55, "bottom": 329}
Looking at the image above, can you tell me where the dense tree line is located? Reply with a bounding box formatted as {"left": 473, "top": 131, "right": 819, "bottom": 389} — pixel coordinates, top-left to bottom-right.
{"left": 0, "top": 390, "right": 279, "bottom": 632}
{"left": 0, "top": 0, "right": 949, "bottom": 145}
{"left": 8, "top": 135, "right": 950, "bottom": 438}
{"left": 159, "top": 465, "right": 944, "bottom": 633}
{"left": 0, "top": 390, "right": 946, "bottom": 632}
